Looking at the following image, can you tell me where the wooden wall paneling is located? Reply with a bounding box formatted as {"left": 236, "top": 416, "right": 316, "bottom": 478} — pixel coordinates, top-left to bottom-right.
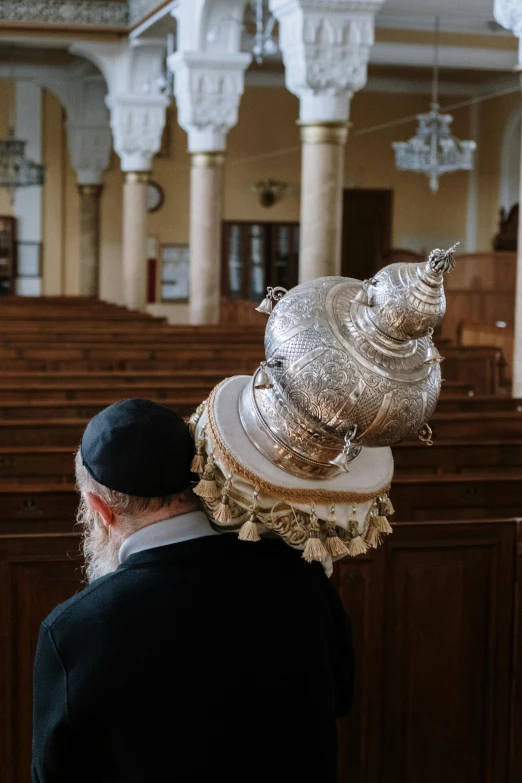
{"left": 510, "top": 520, "right": 522, "bottom": 783}
{"left": 380, "top": 522, "right": 515, "bottom": 783}
{"left": 0, "top": 534, "right": 81, "bottom": 783}
{"left": 334, "top": 545, "right": 387, "bottom": 783}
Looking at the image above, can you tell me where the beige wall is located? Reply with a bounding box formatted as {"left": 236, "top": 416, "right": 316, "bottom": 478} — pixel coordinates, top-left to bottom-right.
{"left": 1, "top": 79, "right": 515, "bottom": 318}
{"left": 0, "top": 80, "right": 14, "bottom": 217}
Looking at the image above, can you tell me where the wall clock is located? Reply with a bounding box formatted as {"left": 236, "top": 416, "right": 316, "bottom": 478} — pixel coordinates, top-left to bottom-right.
{"left": 147, "top": 181, "right": 165, "bottom": 213}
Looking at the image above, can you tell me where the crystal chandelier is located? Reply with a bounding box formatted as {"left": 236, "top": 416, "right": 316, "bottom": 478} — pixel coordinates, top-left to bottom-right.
{"left": 246, "top": 0, "right": 278, "bottom": 64}
{"left": 0, "top": 127, "right": 45, "bottom": 204}
{"left": 392, "top": 18, "right": 476, "bottom": 194}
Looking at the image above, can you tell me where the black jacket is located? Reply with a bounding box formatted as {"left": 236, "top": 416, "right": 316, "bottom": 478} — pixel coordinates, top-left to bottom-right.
{"left": 32, "top": 534, "right": 353, "bottom": 783}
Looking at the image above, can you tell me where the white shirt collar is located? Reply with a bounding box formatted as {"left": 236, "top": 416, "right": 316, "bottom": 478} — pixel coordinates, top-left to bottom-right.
{"left": 119, "top": 510, "right": 218, "bottom": 564}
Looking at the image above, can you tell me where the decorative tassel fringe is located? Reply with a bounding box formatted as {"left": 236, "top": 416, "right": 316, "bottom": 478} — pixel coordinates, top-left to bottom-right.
{"left": 324, "top": 504, "right": 349, "bottom": 557}
{"left": 302, "top": 506, "right": 327, "bottom": 563}
{"left": 214, "top": 497, "right": 232, "bottom": 524}
{"left": 347, "top": 505, "right": 368, "bottom": 557}
{"left": 238, "top": 514, "right": 261, "bottom": 542}
{"left": 193, "top": 454, "right": 220, "bottom": 501}
{"left": 213, "top": 477, "right": 233, "bottom": 524}
{"left": 375, "top": 498, "right": 393, "bottom": 535}
{"left": 348, "top": 535, "right": 368, "bottom": 557}
{"left": 364, "top": 510, "right": 382, "bottom": 549}
{"left": 303, "top": 536, "right": 328, "bottom": 563}
{"left": 238, "top": 489, "right": 261, "bottom": 542}
{"left": 190, "top": 435, "right": 207, "bottom": 474}
{"left": 376, "top": 515, "right": 393, "bottom": 535}
{"left": 384, "top": 493, "right": 395, "bottom": 516}
{"left": 191, "top": 454, "right": 206, "bottom": 474}
{"left": 188, "top": 403, "right": 205, "bottom": 438}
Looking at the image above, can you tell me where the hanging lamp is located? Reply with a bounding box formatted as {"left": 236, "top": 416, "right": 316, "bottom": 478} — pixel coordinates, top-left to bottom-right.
{"left": 392, "top": 17, "right": 476, "bottom": 193}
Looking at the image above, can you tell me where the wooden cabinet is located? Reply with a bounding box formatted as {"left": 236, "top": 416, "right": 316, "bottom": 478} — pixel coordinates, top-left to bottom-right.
{"left": 0, "top": 216, "right": 16, "bottom": 295}
{"left": 1, "top": 521, "right": 520, "bottom": 783}
{"left": 221, "top": 221, "right": 299, "bottom": 300}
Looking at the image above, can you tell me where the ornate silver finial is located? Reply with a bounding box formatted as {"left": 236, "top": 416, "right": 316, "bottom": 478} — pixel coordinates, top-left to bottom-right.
{"left": 255, "top": 286, "right": 288, "bottom": 315}
{"left": 427, "top": 242, "right": 459, "bottom": 276}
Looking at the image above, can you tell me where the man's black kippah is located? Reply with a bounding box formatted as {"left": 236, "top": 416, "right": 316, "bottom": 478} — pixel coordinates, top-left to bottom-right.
{"left": 80, "top": 399, "right": 196, "bottom": 497}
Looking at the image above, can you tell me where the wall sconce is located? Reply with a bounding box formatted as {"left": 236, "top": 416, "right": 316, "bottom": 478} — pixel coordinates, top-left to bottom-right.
{"left": 251, "top": 179, "right": 288, "bottom": 208}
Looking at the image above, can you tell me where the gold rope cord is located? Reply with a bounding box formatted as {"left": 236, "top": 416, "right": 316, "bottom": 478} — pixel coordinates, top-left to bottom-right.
{"left": 205, "top": 379, "right": 391, "bottom": 505}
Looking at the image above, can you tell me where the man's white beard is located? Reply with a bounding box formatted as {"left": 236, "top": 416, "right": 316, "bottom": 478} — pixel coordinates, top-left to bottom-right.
{"left": 77, "top": 498, "right": 122, "bottom": 584}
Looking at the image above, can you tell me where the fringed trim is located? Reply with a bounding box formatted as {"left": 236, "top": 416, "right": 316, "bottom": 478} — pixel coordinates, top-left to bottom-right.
{"left": 375, "top": 498, "right": 393, "bottom": 534}
{"left": 213, "top": 476, "right": 233, "bottom": 525}
{"left": 193, "top": 454, "right": 220, "bottom": 501}
{"left": 188, "top": 402, "right": 206, "bottom": 438}
{"left": 302, "top": 505, "right": 328, "bottom": 563}
{"left": 382, "top": 492, "right": 395, "bottom": 516}
{"left": 238, "top": 513, "right": 261, "bottom": 542}
{"left": 364, "top": 505, "right": 382, "bottom": 549}
{"left": 376, "top": 515, "right": 393, "bottom": 535}
{"left": 238, "top": 489, "right": 261, "bottom": 542}
{"left": 191, "top": 434, "right": 207, "bottom": 474}
{"left": 324, "top": 504, "right": 349, "bottom": 557}
{"left": 347, "top": 505, "right": 368, "bottom": 557}
{"left": 205, "top": 379, "right": 391, "bottom": 505}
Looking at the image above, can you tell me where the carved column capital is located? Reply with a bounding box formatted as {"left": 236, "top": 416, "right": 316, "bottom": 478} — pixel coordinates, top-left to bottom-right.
{"left": 168, "top": 50, "right": 251, "bottom": 153}
{"left": 269, "top": 0, "right": 384, "bottom": 121}
{"left": 71, "top": 40, "right": 170, "bottom": 171}
{"left": 106, "top": 95, "right": 168, "bottom": 171}
{"left": 68, "top": 124, "right": 112, "bottom": 186}
{"left": 495, "top": 0, "right": 522, "bottom": 62}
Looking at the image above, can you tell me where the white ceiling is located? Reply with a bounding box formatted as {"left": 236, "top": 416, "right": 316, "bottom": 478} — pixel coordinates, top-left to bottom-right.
{"left": 377, "top": 0, "right": 508, "bottom": 35}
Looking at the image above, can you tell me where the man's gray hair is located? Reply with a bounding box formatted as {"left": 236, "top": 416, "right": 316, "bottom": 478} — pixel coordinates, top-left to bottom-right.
{"left": 75, "top": 450, "right": 177, "bottom": 524}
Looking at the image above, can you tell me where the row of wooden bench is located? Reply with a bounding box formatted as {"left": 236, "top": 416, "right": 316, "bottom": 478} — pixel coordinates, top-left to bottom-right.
{"left": 2, "top": 439, "right": 520, "bottom": 482}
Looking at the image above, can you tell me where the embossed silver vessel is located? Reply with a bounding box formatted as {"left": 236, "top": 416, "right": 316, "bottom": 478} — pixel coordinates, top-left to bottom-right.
{"left": 239, "top": 245, "right": 457, "bottom": 480}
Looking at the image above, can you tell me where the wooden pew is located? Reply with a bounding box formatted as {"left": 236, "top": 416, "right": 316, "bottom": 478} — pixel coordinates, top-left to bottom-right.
{"left": 0, "top": 446, "right": 74, "bottom": 484}
{"left": 436, "top": 395, "right": 520, "bottom": 413}
{"left": 430, "top": 410, "right": 522, "bottom": 439}
{"left": 393, "top": 440, "right": 522, "bottom": 476}
{"left": 0, "top": 398, "right": 203, "bottom": 420}
{"left": 391, "top": 473, "right": 522, "bottom": 521}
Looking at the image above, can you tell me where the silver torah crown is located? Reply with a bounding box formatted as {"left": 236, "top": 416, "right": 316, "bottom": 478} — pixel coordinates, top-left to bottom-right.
{"left": 245, "top": 245, "right": 457, "bottom": 480}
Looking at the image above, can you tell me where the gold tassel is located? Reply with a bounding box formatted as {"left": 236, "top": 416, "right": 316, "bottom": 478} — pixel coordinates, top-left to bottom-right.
{"left": 190, "top": 435, "right": 207, "bottom": 474}
{"left": 383, "top": 492, "right": 395, "bottom": 516}
{"left": 376, "top": 498, "right": 393, "bottom": 535}
{"left": 302, "top": 505, "right": 328, "bottom": 563}
{"left": 193, "top": 454, "right": 220, "bottom": 501}
{"left": 214, "top": 476, "right": 233, "bottom": 525}
{"left": 188, "top": 403, "right": 205, "bottom": 438}
{"left": 238, "top": 490, "right": 261, "bottom": 542}
{"left": 347, "top": 505, "right": 368, "bottom": 557}
{"left": 324, "top": 505, "right": 349, "bottom": 557}
{"left": 364, "top": 506, "right": 382, "bottom": 549}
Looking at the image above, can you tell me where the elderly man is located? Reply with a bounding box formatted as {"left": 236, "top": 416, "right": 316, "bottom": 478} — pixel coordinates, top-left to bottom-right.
{"left": 32, "top": 398, "right": 353, "bottom": 783}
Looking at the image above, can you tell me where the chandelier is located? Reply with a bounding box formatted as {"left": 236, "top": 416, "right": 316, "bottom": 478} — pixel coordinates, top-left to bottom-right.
{"left": 392, "top": 18, "right": 476, "bottom": 193}
{"left": 245, "top": 0, "right": 278, "bottom": 64}
{"left": 0, "top": 127, "right": 45, "bottom": 204}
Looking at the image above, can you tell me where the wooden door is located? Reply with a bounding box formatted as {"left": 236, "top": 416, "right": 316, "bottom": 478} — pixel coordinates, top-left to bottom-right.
{"left": 221, "top": 221, "right": 299, "bottom": 300}
{"left": 0, "top": 216, "right": 16, "bottom": 295}
{"left": 341, "top": 189, "right": 393, "bottom": 280}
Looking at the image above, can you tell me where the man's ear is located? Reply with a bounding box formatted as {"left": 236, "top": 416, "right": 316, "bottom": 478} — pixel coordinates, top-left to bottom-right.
{"left": 85, "top": 492, "right": 115, "bottom": 529}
